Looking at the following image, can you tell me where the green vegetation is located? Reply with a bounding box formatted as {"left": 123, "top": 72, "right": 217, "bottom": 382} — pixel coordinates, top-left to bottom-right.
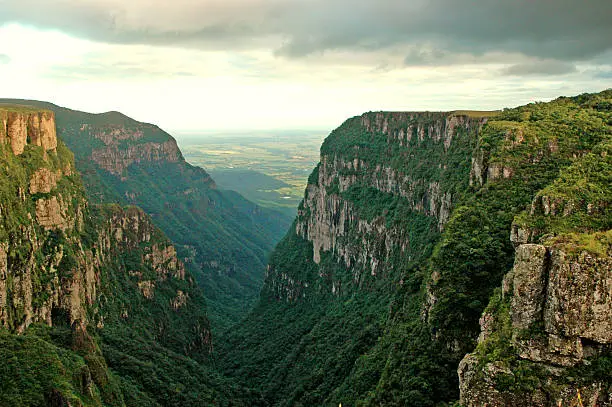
{"left": 221, "top": 90, "right": 612, "bottom": 406}
{"left": 1, "top": 89, "right": 610, "bottom": 406}
{"left": 450, "top": 110, "right": 500, "bottom": 118}
{"left": 0, "top": 103, "right": 50, "bottom": 113}
{"left": 0, "top": 325, "right": 119, "bottom": 407}
{"left": 209, "top": 169, "right": 299, "bottom": 217}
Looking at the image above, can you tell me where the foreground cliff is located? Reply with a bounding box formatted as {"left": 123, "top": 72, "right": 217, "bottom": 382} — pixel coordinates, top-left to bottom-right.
{"left": 0, "top": 99, "right": 293, "bottom": 333}
{"left": 459, "top": 139, "right": 611, "bottom": 406}
{"left": 221, "top": 90, "right": 611, "bottom": 406}
{"left": 0, "top": 105, "right": 259, "bottom": 406}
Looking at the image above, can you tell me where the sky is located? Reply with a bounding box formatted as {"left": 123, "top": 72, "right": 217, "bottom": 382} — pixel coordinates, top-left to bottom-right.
{"left": 0, "top": 0, "right": 611, "bottom": 133}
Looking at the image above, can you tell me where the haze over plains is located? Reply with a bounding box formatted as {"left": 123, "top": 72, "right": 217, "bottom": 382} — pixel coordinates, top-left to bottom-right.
{"left": 0, "top": 0, "right": 610, "bottom": 132}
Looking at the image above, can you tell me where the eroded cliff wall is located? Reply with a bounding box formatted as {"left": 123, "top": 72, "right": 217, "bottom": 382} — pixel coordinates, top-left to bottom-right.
{"left": 0, "top": 99, "right": 292, "bottom": 332}
{"left": 274, "top": 111, "right": 487, "bottom": 299}
{"left": 0, "top": 106, "right": 57, "bottom": 155}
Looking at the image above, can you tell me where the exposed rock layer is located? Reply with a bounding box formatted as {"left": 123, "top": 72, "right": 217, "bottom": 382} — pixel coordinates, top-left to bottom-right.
{"left": 0, "top": 108, "right": 57, "bottom": 155}
{"left": 459, "top": 242, "right": 612, "bottom": 406}
{"left": 286, "top": 112, "right": 486, "bottom": 297}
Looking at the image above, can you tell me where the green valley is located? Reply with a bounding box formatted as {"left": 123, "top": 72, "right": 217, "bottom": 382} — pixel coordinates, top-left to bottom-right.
{"left": 2, "top": 2, "right": 610, "bottom": 406}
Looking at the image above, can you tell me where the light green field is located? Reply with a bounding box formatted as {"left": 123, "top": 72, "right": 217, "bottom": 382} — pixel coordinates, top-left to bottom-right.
{"left": 177, "top": 130, "right": 327, "bottom": 215}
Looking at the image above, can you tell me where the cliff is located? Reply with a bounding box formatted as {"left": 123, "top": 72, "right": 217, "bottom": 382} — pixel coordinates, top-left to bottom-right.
{"left": 0, "top": 105, "right": 57, "bottom": 155}
{"left": 459, "top": 139, "right": 612, "bottom": 406}
{"left": 297, "top": 112, "right": 487, "bottom": 272}
{"left": 86, "top": 123, "right": 183, "bottom": 178}
{"left": 459, "top": 238, "right": 611, "bottom": 407}
{"left": 221, "top": 90, "right": 611, "bottom": 406}
{"left": 221, "top": 109, "right": 496, "bottom": 404}
{"left": 0, "top": 105, "right": 255, "bottom": 406}
{"left": 0, "top": 105, "right": 85, "bottom": 332}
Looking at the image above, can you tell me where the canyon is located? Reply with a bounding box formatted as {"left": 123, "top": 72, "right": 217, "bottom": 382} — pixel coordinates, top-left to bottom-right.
{"left": 0, "top": 89, "right": 610, "bottom": 406}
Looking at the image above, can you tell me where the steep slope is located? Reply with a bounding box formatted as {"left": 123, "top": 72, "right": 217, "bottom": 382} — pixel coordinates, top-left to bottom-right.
{"left": 0, "top": 99, "right": 293, "bottom": 332}
{"left": 0, "top": 105, "right": 262, "bottom": 406}
{"left": 220, "top": 90, "right": 611, "bottom": 406}
{"left": 459, "top": 139, "right": 611, "bottom": 406}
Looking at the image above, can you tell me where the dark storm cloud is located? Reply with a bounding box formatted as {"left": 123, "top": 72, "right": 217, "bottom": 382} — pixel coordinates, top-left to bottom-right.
{"left": 0, "top": 54, "right": 10, "bottom": 64}
{"left": 2, "top": 0, "right": 611, "bottom": 64}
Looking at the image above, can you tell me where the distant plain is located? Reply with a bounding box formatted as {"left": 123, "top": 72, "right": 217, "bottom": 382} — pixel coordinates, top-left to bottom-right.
{"left": 178, "top": 131, "right": 327, "bottom": 216}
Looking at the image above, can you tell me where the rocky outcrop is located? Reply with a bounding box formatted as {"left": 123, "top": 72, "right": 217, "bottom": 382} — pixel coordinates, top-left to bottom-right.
{"left": 296, "top": 181, "right": 407, "bottom": 275}
{"left": 510, "top": 244, "right": 549, "bottom": 333}
{"left": 35, "top": 195, "right": 74, "bottom": 231}
{"left": 171, "top": 290, "right": 188, "bottom": 310}
{"left": 83, "top": 124, "right": 182, "bottom": 177}
{"left": 106, "top": 207, "right": 185, "bottom": 277}
{"left": 29, "top": 167, "right": 61, "bottom": 194}
{"left": 145, "top": 244, "right": 186, "bottom": 280}
{"left": 361, "top": 111, "right": 487, "bottom": 151}
{"left": 1, "top": 204, "right": 194, "bottom": 335}
{"left": 138, "top": 280, "right": 156, "bottom": 299}
{"left": 459, "top": 240, "right": 612, "bottom": 407}
{"left": 544, "top": 248, "right": 611, "bottom": 346}
{"left": 0, "top": 108, "right": 57, "bottom": 155}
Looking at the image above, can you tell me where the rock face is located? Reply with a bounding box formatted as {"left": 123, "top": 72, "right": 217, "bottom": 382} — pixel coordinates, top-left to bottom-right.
{"left": 460, "top": 131, "right": 612, "bottom": 407}
{"left": 0, "top": 106, "right": 210, "bottom": 351}
{"left": 510, "top": 244, "right": 549, "bottom": 332}
{"left": 35, "top": 195, "right": 76, "bottom": 231}
{"left": 29, "top": 167, "right": 61, "bottom": 194}
{"left": 285, "top": 112, "right": 487, "bottom": 297}
{"left": 459, "top": 241, "right": 612, "bottom": 406}
{"left": 0, "top": 107, "right": 57, "bottom": 155}
{"left": 219, "top": 90, "right": 612, "bottom": 406}
{"left": 88, "top": 125, "right": 183, "bottom": 177}
{"left": 544, "top": 248, "right": 611, "bottom": 347}
{"left": 9, "top": 99, "right": 292, "bottom": 333}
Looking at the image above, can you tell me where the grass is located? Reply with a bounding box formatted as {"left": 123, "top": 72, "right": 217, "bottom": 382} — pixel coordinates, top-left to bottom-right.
{"left": 0, "top": 104, "right": 53, "bottom": 114}
{"left": 451, "top": 110, "right": 501, "bottom": 118}
{"left": 547, "top": 230, "right": 612, "bottom": 257}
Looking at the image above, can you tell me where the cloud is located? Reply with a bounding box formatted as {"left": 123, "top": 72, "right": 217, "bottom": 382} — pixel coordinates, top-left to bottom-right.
{"left": 1, "top": 0, "right": 611, "bottom": 69}
{"left": 501, "top": 60, "right": 577, "bottom": 76}
{"left": 0, "top": 54, "right": 10, "bottom": 64}
{"left": 37, "top": 44, "right": 221, "bottom": 82}
{"left": 43, "top": 63, "right": 196, "bottom": 81}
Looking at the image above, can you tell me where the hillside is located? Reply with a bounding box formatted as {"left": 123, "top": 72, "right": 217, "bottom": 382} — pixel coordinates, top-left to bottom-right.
{"left": 0, "top": 106, "right": 262, "bottom": 406}
{"left": 220, "top": 90, "right": 612, "bottom": 406}
{"left": 0, "top": 99, "right": 293, "bottom": 332}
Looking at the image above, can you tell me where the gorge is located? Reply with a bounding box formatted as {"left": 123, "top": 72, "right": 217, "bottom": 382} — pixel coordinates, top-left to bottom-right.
{"left": 0, "top": 89, "right": 610, "bottom": 406}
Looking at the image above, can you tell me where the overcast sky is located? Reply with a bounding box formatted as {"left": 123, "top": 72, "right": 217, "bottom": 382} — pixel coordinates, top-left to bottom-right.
{"left": 0, "top": 0, "right": 610, "bottom": 132}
